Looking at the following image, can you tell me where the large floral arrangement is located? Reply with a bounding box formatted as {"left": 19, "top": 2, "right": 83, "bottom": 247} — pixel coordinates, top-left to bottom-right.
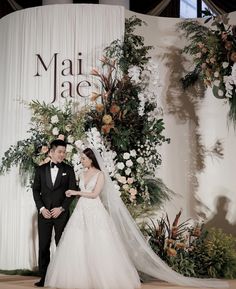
{"left": 0, "top": 16, "right": 171, "bottom": 217}
{"left": 178, "top": 13, "right": 236, "bottom": 124}
{"left": 143, "top": 211, "right": 236, "bottom": 278}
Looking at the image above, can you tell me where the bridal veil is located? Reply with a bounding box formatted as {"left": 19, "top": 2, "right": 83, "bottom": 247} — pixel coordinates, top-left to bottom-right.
{"left": 90, "top": 147, "right": 228, "bottom": 288}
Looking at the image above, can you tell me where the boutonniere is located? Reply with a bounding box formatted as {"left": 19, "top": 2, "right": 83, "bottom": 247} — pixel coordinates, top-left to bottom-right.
{"left": 62, "top": 173, "right": 67, "bottom": 176}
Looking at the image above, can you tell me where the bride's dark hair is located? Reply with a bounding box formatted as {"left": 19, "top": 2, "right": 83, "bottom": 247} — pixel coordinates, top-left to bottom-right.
{"left": 83, "top": 148, "right": 101, "bottom": 170}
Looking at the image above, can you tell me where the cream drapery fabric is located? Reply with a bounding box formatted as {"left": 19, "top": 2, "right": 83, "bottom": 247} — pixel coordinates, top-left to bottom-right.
{"left": 0, "top": 4, "right": 124, "bottom": 270}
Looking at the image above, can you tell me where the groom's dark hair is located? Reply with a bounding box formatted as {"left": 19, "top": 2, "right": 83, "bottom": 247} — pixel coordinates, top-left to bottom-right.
{"left": 50, "top": 139, "right": 66, "bottom": 150}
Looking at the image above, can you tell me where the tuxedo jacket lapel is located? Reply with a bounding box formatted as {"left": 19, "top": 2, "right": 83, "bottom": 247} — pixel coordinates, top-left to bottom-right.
{"left": 45, "top": 164, "right": 54, "bottom": 190}
{"left": 53, "top": 165, "right": 63, "bottom": 190}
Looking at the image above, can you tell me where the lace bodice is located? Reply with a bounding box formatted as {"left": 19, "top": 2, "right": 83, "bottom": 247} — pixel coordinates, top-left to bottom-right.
{"left": 79, "top": 171, "right": 100, "bottom": 192}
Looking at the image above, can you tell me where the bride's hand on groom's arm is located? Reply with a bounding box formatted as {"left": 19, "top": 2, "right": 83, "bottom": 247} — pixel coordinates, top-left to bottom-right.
{"left": 65, "top": 189, "right": 79, "bottom": 197}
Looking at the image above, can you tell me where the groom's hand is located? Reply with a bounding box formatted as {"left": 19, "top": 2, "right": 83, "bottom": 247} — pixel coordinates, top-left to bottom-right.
{"left": 41, "top": 208, "right": 52, "bottom": 219}
{"left": 50, "top": 207, "right": 63, "bottom": 218}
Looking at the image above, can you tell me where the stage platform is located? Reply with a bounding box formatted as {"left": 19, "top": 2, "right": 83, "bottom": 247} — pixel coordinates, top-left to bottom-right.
{"left": 0, "top": 274, "right": 235, "bottom": 289}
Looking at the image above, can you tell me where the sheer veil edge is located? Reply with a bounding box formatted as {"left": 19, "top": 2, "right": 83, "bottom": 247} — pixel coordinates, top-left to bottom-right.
{"left": 91, "top": 147, "right": 228, "bottom": 288}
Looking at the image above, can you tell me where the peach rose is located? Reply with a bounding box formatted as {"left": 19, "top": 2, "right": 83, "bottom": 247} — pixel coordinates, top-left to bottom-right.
{"left": 40, "top": 145, "right": 49, "bottom": 154}
{"left": 95, "top": 104, "right": 104, "bottom": 112}
{"left": 129, "top": 188, "right": 137, "bottom": 196}
{"left": 58, "top": 134, "right": 65, "bottom": 140}
{"left": 127, "top": 177, "right": 134, "bottom": 184}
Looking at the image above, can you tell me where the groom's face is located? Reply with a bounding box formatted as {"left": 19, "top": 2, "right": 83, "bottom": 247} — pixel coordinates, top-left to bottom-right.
{"left": 50, "top": 145, "right": 66, "bottom": 163}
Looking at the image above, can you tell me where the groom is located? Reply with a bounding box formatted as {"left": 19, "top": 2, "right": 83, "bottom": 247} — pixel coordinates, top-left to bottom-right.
{"left": 32, "top": 139, "right": 77, "bottom": 287}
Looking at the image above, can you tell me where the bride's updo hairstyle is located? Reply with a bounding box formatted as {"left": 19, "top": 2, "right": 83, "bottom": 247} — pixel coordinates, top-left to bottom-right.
{"left": 83, "top": 148, "right": 101, "bottom": 170}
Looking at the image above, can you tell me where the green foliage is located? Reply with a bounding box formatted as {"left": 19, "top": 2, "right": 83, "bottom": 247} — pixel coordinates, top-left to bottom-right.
{"left": 0, "top": 101, "right": 86, "bottom": 184}
{"left": 105, "top": 16, "right": 152, "bottom": 73}
{"left": 178, "top": 16, "right": 236, "bottom": 125}
{"left": 191, "top": 228, "right": 236, "bottom": 278}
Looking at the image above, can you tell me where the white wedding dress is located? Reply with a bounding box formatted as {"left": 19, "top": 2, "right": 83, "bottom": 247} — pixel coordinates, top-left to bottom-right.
{"left": 45, "top": 147, "right": 228, "bottom": 289}
{"left": 45, "top": 172, "right": 141, "bottom": 289}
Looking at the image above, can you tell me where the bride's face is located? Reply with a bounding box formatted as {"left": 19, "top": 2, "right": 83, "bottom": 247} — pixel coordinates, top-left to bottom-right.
{"left": 80, "top": 153, "right": 92, "bottom": 168}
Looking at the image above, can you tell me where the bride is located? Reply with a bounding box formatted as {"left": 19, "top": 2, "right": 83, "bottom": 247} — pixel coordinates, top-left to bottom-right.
{"left": 45, "top": 147, "right": 228, "bottom": 289}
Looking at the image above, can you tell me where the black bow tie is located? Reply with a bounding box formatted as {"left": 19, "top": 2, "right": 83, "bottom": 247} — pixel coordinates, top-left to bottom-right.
{"left": 50, "top": 162, "right": 60, "bottom": 168}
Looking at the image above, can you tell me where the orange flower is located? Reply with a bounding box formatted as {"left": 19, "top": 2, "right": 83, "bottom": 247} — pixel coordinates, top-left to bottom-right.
{"left": 110, "top": 104, "right": 120, "bottom": 114}
{"left": 192, "top": 227, "right": 201, "bottom": 237}
{"left": 102, "top": 114, "right": 113, "bottom": 125}
{"left": 205, "top": 69, "right": 212, "bottom": 77}
{"left": 101, "top": 124, "right": 113, "bottom": 134}
{"left": 171, "top": 226, "right": 178, "bottom": 239}
{"left": 225, "top": 41, "right": 233, "bottom": 50}
{"left": 230, "top": 52, "right": 236, "bottom": 62}
{"left": 175, "top": 242, "right": 186, "bottom": 249}
{"left": 166, "top": 239, "right": 175, "bottom": 245}
{"left": 221, "top": 31, "right": 228, "bottom": 41}
{"left": 95, "top": 104, "right": 104, "bottom": 112}
{"left": 166, "top": 247, "right": 177, "bottom": 257}
{"left": 90, "top": 92, "right": 100, "bottom": 102}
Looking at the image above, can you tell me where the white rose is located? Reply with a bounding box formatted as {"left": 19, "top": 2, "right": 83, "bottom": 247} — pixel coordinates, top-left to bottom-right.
{"left": 130, "top": 150, "right": 136, "bottom": 157}
{"left": 75, "top": 140, "right": 83, "bottom": 149}
{"left": 218, "top": 89, "right": 224, "bottom": 97}
{"left": 137, "top": 157, "right": 144, "bottom": 164}
{"left": 222, "top": 62, "right": 229, "bottom": 69}
{"left": 214, "top": 71, "right": 219, "bottom": 78}
{"left": 66, "top": 144, "right": 73, "bottom": 153}
{"left": 118, "top": 176, "right": 126, "bottom": 184}
{"left": 52, "top": 127, "right": 59, "bottom": 135}
{"left": 65, "top": 125, "right": 71, "bottom": 132}
{"left": 126, "top": 159, "right": 133, "bottom": 167}
{"left": 122, "top": 184, "right": 129, "bottom": 191}
{"left": 125, "top": 168, "right": 131, "bottom": 175}
{"left": 213, "top": 80, "right": 220, "bottom": 87}
{"left": 67, "top": 135, "right": 74, "bottom": 143}
{"left": 123, "top": 152, "right": 130, "bottom": 160}
{"left": 117, "top": 162, "right": 125, "bottom": 170}
{"left": 115, "top": 173, "right": 121, "bottom": 179}
{"left": 51, "top": 115, "right": 59, "bottom": 124}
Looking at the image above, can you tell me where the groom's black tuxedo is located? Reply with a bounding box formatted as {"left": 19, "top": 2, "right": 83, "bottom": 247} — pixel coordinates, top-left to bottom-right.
{"left": 32, "top": 161, "right": 77, "bottom": 281}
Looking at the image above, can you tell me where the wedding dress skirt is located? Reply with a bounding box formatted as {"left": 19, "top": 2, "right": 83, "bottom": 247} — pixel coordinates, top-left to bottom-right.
{"left": 45, "top": 173, "right": 140, "bottom": 289}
